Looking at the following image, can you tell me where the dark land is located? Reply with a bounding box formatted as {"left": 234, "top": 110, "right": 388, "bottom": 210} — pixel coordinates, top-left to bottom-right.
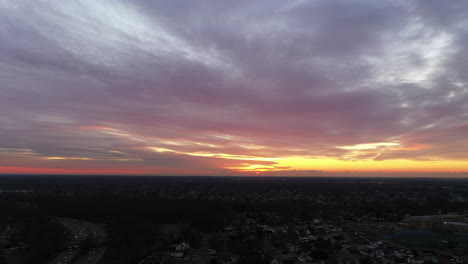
{"left": 1, "top": 175, "right": 468, "bottom": 264}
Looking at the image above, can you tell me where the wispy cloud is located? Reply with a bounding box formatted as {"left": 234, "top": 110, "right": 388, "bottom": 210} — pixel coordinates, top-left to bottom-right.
{"left": 0, "top": 0, "right": 467, "bottom": 175}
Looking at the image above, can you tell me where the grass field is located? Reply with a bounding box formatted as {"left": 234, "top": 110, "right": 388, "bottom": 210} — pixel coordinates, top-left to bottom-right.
{"left": 393, "top": 234, "right": 468, "bottom": 249}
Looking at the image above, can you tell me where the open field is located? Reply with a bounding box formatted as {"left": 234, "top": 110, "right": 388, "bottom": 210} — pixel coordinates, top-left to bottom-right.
{"left": 392, "top": 233, "right": 468, "bottom": 250}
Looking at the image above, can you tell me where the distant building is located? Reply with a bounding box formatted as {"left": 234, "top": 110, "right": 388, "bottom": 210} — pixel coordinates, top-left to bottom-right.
{"left": 170, "top": 242, "right": 190, "bottom": 258}
{"left": 439, "top": 222, "right": 468, "bottom": 233}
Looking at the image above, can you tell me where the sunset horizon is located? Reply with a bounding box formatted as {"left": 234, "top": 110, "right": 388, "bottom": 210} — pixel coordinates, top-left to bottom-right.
{"left": 3, "top": 2, "right": 468, "bottom": 262}
{"left": 1, "top": 0, "right": 467, "bottom": 177}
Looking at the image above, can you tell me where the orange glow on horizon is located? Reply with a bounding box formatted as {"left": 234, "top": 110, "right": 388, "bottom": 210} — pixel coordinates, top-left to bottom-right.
{"left": 228, "top": 157, "right": 468, "bottom": 174}
{"left": 271, "top": 157, "right": 466, "bottom": 173}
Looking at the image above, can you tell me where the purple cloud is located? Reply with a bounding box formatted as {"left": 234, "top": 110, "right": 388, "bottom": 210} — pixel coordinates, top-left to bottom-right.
{"left": 0, "top": 0, "right": 467, "bottom": 174}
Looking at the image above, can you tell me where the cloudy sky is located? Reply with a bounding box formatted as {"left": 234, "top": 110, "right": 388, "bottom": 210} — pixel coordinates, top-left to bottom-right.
{"left": 1, "top": 0, "right": 467, "bottom": 176}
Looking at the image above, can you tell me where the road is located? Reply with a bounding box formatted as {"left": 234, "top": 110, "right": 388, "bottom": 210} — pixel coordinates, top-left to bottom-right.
{"left": 73, "top": 246, "right": 107, "bottom": 264}
{"left": 192, "top": 233, "right": 215, "bottom": 264}
{"left": 72, "top": 220, "right": 107, "bottom": 264}
{"left": 48, "top": 248, "right": 79, "bottom": 264}
{"left": 48, "top": 218, "right": 107, "bottom": 264}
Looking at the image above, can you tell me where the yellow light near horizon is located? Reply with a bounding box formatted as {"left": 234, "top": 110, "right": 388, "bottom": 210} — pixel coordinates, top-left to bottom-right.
{"left": 276, "top": 157, "right": 468, "bottom": 173}
{"left": 336, "top": 142, "right": 400, "bottom": 150}
{"left": 227, "top": 164, "right": 275, "bottom": 171}
{"left": 45, "top": 157, "right": 94, "bottom": 161}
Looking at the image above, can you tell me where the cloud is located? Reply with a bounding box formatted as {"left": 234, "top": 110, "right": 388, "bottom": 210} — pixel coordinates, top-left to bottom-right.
{"left": 0, "top": 0, "right": 467, "bottom": 174}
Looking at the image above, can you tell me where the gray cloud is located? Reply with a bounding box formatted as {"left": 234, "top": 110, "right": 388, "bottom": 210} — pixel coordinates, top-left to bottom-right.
{"left": 0, "top": 0, "right": 467, "bottom": 174}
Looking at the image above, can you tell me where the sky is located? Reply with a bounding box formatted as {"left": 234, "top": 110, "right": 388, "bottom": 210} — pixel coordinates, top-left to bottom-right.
{"left": 0, "top": 0, "right": 467, "bottom": 177}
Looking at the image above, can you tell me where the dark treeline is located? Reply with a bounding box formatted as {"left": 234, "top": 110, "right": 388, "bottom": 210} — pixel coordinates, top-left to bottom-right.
{"left": 1, "top": 176, "right": 468, "bottom": 263}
